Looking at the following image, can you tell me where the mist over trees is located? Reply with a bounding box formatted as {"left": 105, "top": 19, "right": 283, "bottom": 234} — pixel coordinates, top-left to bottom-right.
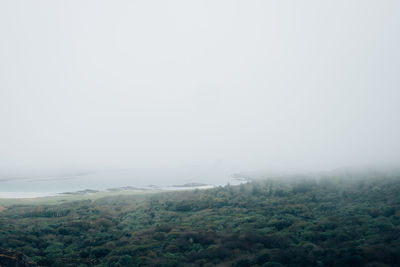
{"left": 1, "top": 171, "right": 399, "bottom": 266}
{"left": 1, "top": 1, "right": 400, "bottom": 266}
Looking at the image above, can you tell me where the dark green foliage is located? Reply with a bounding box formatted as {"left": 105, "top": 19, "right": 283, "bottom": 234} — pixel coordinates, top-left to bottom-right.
{"left": 1, "top": 172, "right": 400, "bottom": 266}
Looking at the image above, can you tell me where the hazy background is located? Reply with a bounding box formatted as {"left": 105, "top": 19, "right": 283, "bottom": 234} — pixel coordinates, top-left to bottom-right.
{"left": 1, "top": 0, "right": 400, "bottom": 181}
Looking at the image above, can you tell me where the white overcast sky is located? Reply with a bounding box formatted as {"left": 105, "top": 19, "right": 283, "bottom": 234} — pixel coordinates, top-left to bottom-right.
{"left": 0, "top": 1, "right": 400, "bottom": 178}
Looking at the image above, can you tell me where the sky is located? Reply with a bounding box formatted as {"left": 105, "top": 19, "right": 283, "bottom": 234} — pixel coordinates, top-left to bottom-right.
{"left": 0, "top": 0, "right": 400, "bottom": 179}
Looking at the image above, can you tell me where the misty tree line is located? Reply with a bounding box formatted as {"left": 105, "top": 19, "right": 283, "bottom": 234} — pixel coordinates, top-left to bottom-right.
{"left": 0, "top": 171, "right": 399, "bottom": 266}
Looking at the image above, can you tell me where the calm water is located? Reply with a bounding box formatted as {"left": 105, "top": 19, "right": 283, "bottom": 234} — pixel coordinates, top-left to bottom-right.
{"left": 0, "top": 167, "right": 242, "bottom": 198}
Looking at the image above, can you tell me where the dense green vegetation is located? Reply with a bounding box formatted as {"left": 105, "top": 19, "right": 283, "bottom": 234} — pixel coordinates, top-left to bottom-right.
{"left": 1, "top": 172, "right": 400, "bottom": 266}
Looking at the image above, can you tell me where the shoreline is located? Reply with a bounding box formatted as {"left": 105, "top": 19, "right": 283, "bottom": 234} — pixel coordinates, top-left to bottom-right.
{"left": 0, "top": 176, "right": 248, "bottom": 200}
{"left": 0, "top": 185, "right": 216, "bottom": 199}
{"left": 0, "top": 192, "right": 59, "bottom": 199}
{"left": 0, "top": 183, "right": 246, "bottom": 200}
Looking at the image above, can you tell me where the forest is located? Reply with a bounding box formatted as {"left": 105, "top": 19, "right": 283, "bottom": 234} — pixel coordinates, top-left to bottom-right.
{"left": 0, "top": 170, "right": 399, "bottom": 266}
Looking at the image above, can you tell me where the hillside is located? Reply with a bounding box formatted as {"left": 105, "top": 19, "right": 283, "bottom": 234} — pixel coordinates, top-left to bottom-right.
{"left": 0, "top": 172, "right": 399, "bottom": 266}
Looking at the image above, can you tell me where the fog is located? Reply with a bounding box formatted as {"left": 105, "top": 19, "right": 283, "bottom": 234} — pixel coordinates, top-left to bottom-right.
{"left": 1, "top": 1, "right": 400, "bottom": 180}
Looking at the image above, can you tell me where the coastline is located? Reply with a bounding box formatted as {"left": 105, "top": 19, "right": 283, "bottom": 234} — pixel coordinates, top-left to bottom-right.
{"left": 0, "top": 175, "right": 248, "bottom": 200}
{"left": 0, "top": 185, "right": 216, "bottom": 199}
{"left": 0, "top": 192, "right": 59, "bottom": 199}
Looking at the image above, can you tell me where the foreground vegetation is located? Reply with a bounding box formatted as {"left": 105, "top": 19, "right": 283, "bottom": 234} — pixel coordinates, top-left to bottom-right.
{"left": 0, "top": 171, "right": 400, "bottom": 266}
